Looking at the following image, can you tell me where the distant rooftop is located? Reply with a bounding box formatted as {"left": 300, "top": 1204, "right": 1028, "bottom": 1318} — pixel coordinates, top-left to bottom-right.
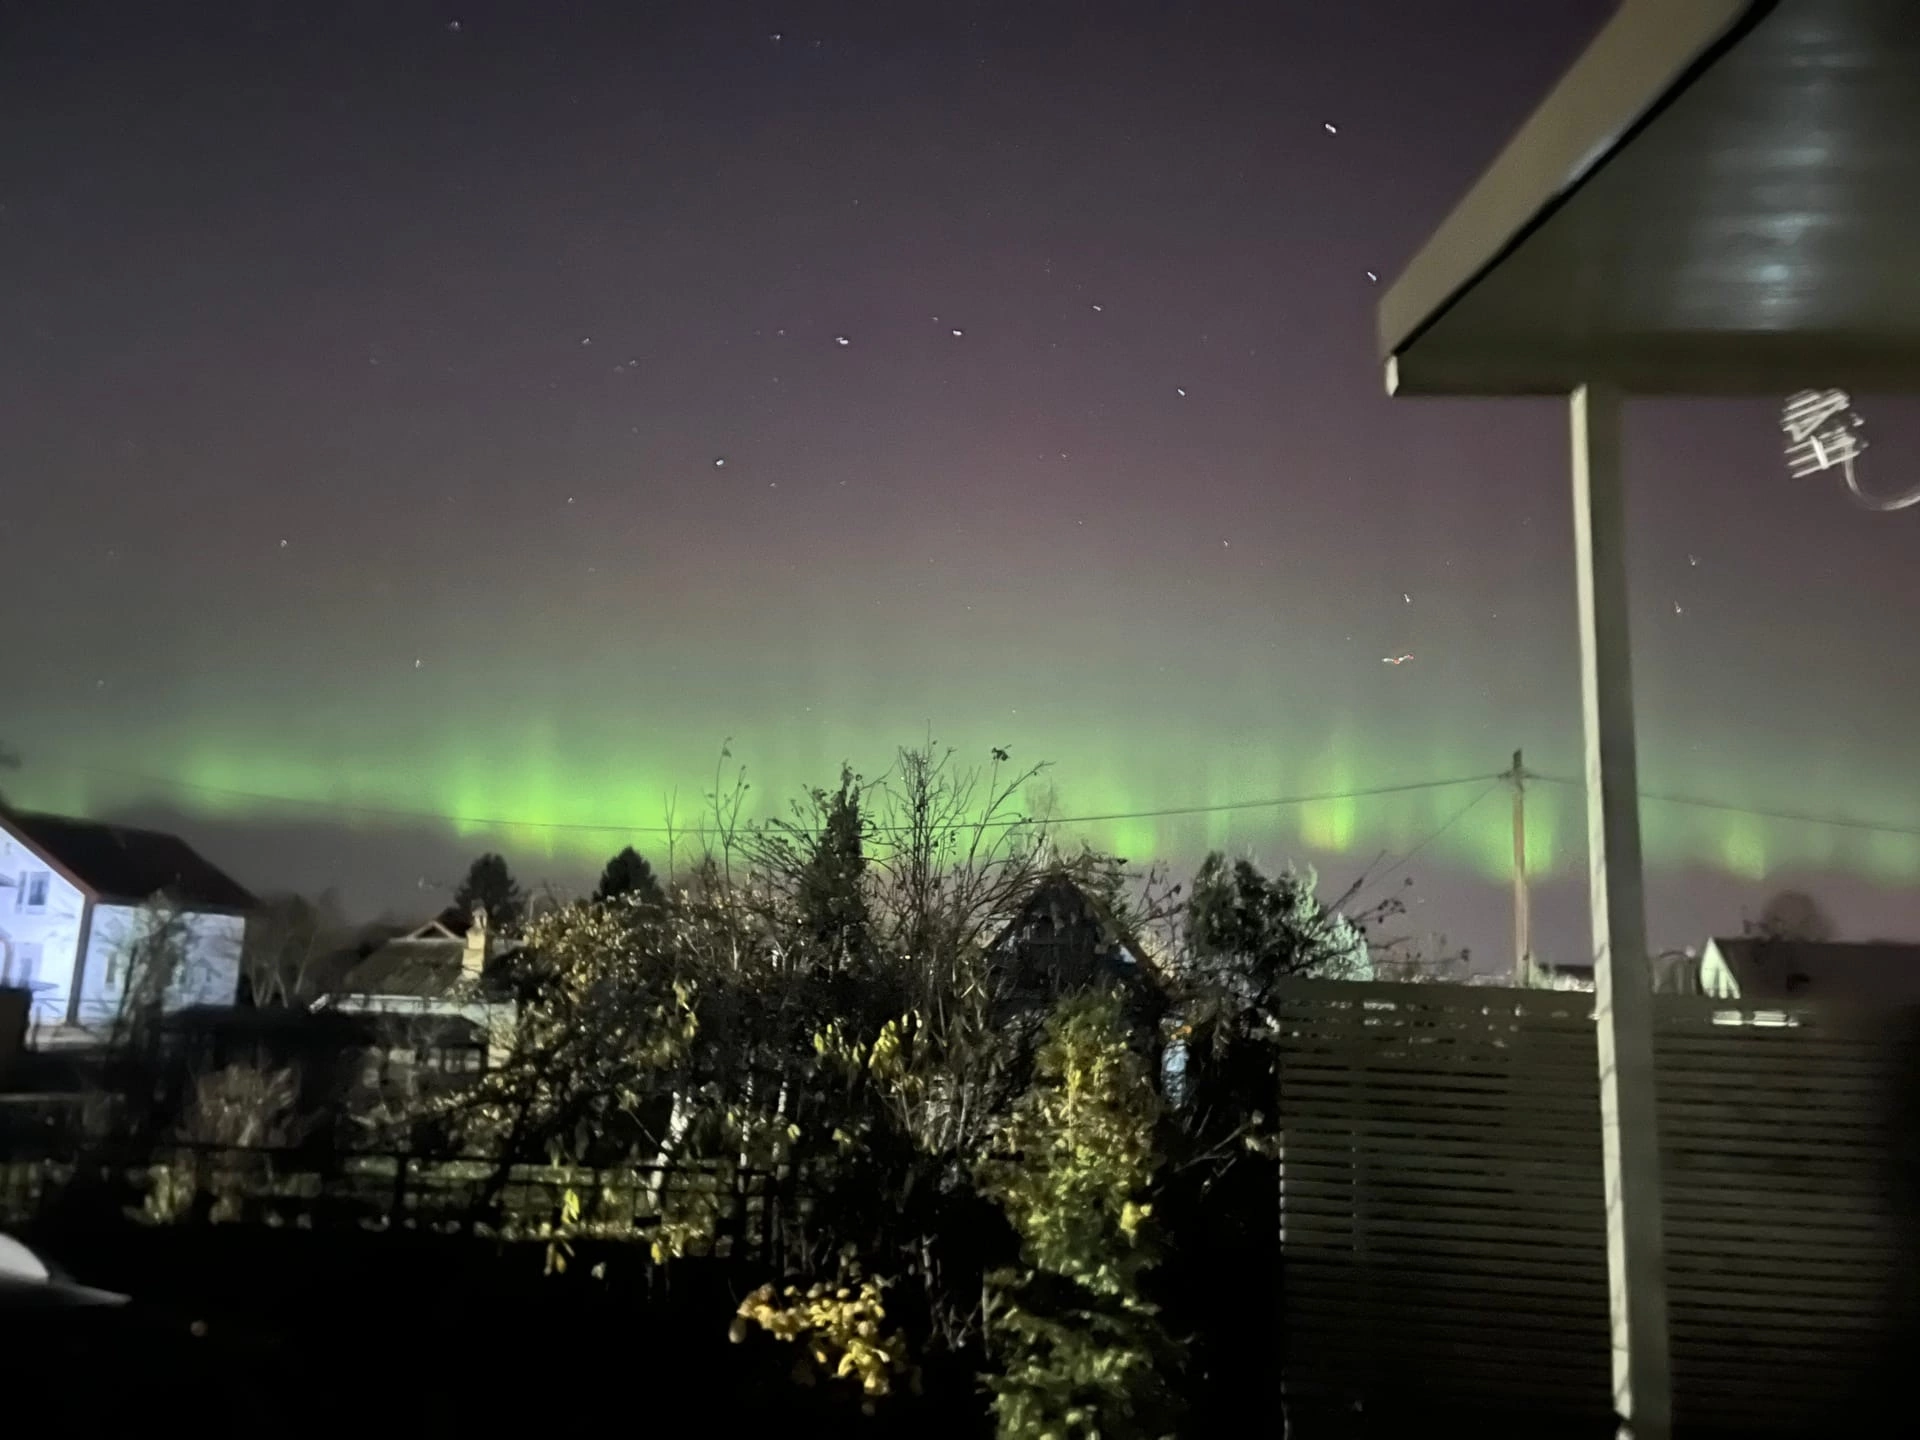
{"left": 2, "top": 809, "right": 255, "bottom": 912}
{"left": 1703, "top": 936, "right": 1920, "bottom": 1003}
{"left": 338, "top": 919, "right": 519, "bottom": 1001}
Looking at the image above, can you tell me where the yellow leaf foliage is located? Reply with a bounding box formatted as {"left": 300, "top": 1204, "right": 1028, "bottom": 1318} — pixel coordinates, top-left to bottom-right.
{"left": 734, "top": 1276, "right": 917, "bottom": 1402}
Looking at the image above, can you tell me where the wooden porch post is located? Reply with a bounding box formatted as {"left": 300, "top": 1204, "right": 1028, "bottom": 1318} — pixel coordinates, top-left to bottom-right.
{"left": 1570, "top": 382, "right": 1672, "bottom": 1440}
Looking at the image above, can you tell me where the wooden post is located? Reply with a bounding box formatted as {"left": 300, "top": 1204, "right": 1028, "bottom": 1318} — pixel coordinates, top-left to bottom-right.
{"left": 1570, "top": 382, "right": 1672, "bottom": 1440}
{"left": 1511, "top": 749, "right": 1531, "bottom": 987}
{"left": 392, "top": 1151, "right": 409, "bottom": 1229}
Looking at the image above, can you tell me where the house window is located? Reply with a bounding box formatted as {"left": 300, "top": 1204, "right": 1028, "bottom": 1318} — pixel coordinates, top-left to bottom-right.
{"left": 2, "top": 941, "right": 40, "bottom": 986}
{"left": 421, "top": 1046, "right": 484, "bottom": 1074}
{"left": 16, "top": 871, "right": 50, "bottom": 913}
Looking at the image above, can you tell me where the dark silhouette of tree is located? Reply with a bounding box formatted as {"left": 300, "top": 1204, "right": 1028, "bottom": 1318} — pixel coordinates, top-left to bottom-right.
{"left": 1749, "top": 889, "right": 1836, "bottom": 943}
{"left": 593, "top": 846, "right": 663, "bottom": 907}
{"left": 1372, "top": 929, "right": 1472, "bottom": 984}
{"left": 797, "top": 766, "right": 872, "bottom": 966}
{"left": 1155, "top": 853, "right": 1386, "bottom": 1433}
{"left": 1164, "top": 852, "right": 1376, "bottom": 1150}
{"left": 1181, "top": 853, "right": 1372, "bottom": 997}
{"left": 0, "top": 741, "right": 17, "bottom": 808}
{"left": 240, "top": 890, "right": 347, "bottom": 1006}
{"left": 452, "top": 853, "right": 526, "bottom": 933}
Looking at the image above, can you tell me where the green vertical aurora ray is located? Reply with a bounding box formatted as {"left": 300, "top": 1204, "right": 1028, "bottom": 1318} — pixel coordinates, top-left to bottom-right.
{"left": 10, "top": 688, "right": 1920, "bottom": 891}
{"left": 8, "top": 443, "right": 1920, "bottom": 897}
{"left": 6, "top": 0, "right": 1920, "bottom": 950}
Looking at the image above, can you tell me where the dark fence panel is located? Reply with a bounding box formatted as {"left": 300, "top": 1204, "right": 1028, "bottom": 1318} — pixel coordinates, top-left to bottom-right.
{"left": 1275, "top": 980, "right": 1920, "bottom": 1437}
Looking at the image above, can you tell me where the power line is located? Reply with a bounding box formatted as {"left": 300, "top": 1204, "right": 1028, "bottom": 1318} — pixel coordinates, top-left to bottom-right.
{"left": 37, "top": 754, "right": 1920, "bottom": 845}
{"left": 26, "top": 760, "right": 1504, "bottom": 838}
{"left": 1373, "top": 783, "right": 1501, "bottom": 885}
{"left": 1339, "top": 781, "right": 1502, "bottom": 914}
{"left": 1529, "top": 772, "right": 1920, "bottom": 840}
{"left": 1021, "top": 773, "right": 1505, "bottom": 830}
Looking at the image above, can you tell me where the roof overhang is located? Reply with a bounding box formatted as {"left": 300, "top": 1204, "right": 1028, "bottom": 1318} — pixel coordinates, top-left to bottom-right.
{"left": 0, "top": 812, "right": 101, "bottom": 906}
{"left": 1382, "top": 0, "right": 1920, "bottom": 396}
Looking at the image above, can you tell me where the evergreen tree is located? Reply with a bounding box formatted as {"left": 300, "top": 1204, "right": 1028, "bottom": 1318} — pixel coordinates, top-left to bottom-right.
{"left": 798, "top": 766, "right": 872, "bottom": 966}
{"left": 1155, "top": 854, "right": 1375, "bottom": 1431}
{"left": 594, "top": 845, "right": 664, "bottom": 906}
{"left": 1183, "top": 853, "right": 1371, "bottom": 999}
{"left": 1169, "top": 853, "right": 1369, "bottom": 1126}
{"left": 452, "top": 852, "right": 526, "bottom": 933}
{"left": 979, "top": 988, "right": 1177, "bottom": 1439}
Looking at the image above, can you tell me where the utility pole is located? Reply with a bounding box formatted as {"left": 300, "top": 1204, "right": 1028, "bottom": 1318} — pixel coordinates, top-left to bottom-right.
{"left": 1509, "top": 750, "right": 1531, "bottom": 987}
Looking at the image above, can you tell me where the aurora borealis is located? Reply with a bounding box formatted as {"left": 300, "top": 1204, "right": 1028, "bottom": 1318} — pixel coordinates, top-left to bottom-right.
{"left": 5, "top": 2, "right": 1919, "bottom": 968}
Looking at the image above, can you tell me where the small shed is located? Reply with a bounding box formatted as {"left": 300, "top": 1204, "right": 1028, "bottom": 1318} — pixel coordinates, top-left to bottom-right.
{"left": 985, "top": 874, "right": 1163, "bottom": 1035}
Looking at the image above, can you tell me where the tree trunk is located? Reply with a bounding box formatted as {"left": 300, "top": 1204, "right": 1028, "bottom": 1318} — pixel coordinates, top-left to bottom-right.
{"left": 648, "top": 1088, "right": 691, "bottom": 1211}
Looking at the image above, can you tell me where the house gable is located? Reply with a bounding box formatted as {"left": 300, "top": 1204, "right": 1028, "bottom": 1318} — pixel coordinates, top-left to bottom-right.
{"left": 1698, "top": 936, "right": 1920, "bottom": 1005}
{"left": 0, "top": 823, "right": 90, "bottom": 1024}
{"left": 0, "top": 812, "right": 103, "bottom": 907}
{"left": 2, "top": 810, "right": 254, "bottom": 1038}
{"left": 987, "top": 873, "right": 1158, "bottom": 1018}
{"left": 0, "top": 809, "right": 254, "bottom": 914}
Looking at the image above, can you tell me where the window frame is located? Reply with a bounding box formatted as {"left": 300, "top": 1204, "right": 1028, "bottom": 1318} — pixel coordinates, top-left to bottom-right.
{"left": 19, "top": 870, "right": 51, "bottom": 913}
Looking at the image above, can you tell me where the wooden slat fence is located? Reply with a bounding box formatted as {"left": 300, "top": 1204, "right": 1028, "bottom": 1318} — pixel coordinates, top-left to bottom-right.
{"left": 1275, "top": 979, "right": 1920, "bottom": 1434}
{"left": 1652, "top": 995, "right": 1918, "bottom": 1433}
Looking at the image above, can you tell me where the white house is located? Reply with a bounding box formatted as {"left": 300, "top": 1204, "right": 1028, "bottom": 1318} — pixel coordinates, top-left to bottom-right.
{"left": 0, "top": 809, "right": 254, "bottom": 1043}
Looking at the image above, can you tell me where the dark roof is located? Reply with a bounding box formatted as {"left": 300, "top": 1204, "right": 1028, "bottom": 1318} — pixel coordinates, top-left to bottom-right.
{"left": 340, "top": 939, "right": 467, "bottom": 999}
{"left": 1382, "top": 0, "right": 1920, "bottom": 395}
{"left": 3, "top": 810, "right": 255, "bottom": 911}
{"left": 338, "top": 921, "right": 520, "bottom": 1001}
{"left": 988, "top": 873, "right": 1150, "bottom": 971}
{"left": 1708, "top": 937, "right": 1920, "bottom": 1003}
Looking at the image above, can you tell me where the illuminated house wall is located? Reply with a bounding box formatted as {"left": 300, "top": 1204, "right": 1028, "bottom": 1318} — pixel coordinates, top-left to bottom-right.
{"left": 0, "top": 812, "right": 249, "bottom": 1041}
{"left": 72, "top": 904, "right": 246, "bottom": 1030}
{"left": 0, "top": 828, "right": 88, "bottom": 1025}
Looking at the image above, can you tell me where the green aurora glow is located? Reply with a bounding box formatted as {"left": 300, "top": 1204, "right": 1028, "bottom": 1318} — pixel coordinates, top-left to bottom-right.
{"left": 12, "top": 694, "right": 1918, "bottom": 891}
{"left": 5, "top": 6, "right": 1918, "bottom": 935}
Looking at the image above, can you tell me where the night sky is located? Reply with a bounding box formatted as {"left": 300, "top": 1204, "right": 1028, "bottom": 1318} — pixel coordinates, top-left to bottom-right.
{"left": 6, "top": 1, "right": 1919, "bottom": 969}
